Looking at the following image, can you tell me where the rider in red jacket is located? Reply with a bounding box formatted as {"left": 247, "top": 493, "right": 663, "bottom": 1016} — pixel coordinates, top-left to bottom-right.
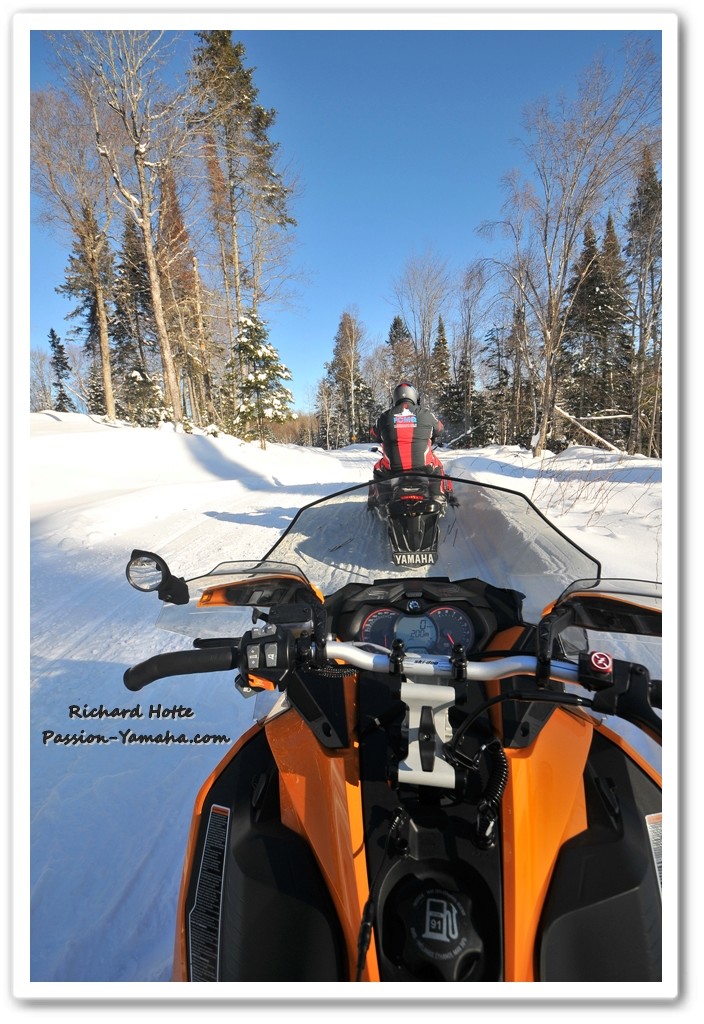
{"left": 369, "top": 382, "right": 456, "bottom": 506}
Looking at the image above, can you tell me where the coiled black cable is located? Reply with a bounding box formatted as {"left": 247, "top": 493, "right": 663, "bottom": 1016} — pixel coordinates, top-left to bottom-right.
{"left": 474, "top": 741, "right": 509, "bottom": 848}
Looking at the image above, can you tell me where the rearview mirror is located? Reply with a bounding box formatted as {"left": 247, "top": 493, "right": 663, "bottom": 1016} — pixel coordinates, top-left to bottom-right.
{"left": 126, "top": 551, "right": 167, "bottom": 592}
{"left": 125, "top": 549, "right": 189, "bottom": 605}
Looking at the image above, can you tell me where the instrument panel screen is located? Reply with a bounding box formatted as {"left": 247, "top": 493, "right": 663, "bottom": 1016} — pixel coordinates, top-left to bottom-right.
{"left": 360, "top": 605, "right": 476, "bottom": 654}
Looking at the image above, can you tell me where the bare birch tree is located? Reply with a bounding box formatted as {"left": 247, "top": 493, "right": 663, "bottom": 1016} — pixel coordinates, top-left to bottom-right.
{"left": 452, "top": 261, "right": 488, "bottom": 434}
{"left": 480, "top": 40, "right": 661, "bottom": 454}
{"left": 31, "top": 86, "right": 117, "bottom": 419}
{"left": 55, "top": 30, "right": 188, "bottom": 422}
{"left": 30, "top": 349, "right": 54, "bottom": 412}
{"left": 391, "top": 247, "right": 454, "bottom": 398}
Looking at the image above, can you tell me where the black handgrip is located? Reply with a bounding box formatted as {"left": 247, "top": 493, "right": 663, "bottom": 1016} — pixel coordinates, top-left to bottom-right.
{"left": 649, "top": 678, "right": 662, "bottom": 710}
{"left": 123, "top": 646, "right": 238, "bottom": 692}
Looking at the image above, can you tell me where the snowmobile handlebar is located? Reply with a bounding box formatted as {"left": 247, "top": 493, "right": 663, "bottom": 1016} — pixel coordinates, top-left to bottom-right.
{"left": 123, "top": 635, "right": 661, "bottom": 713}
{"left": 123, "top": 641, "right": 581, "bottom": 690}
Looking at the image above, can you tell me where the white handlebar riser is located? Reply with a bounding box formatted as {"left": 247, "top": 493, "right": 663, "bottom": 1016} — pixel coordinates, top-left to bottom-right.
{"left": 399, "top": 680, "right": 456, "bottom": 789}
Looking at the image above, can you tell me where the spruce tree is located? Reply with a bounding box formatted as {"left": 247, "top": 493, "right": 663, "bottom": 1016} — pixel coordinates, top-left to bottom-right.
{"left": 232, "top": 312, "right": 293, "bottom": 449}
{"left": 445, "top": 351, "right": 476, "bottom": 445}
{"left": 479, "top": 326, "right": 514, "bottom": 445}
{"left": 47, "top": 329, "right": 77, "bottom": 413}
{"left": 599, "top": 213, "right": 632, "bottom": 446}
{"left": 386, "top": 315, "right": 414, "bottom": 389}
{"left": 429, "top": 316, "right": 452, "bottom": 417}
{"left": 561, "top": 222, "right": 605, "bottom": 439}
{"left": 191, "top": 31, "right": 295, "bottom": 353}
{"left": 112, "top": 214, "right": 162, "bottom": 423}
{"left": 112, "top": 215, "right": 157, "bottom": 371}
{"left": 84, "top": 362, "right": 106, "bottom": 417}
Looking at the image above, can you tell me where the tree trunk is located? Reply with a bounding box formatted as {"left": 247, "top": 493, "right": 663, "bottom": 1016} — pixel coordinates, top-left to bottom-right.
{"left": 553, "top": 405, "right": 622, "bottom": 452}
{"left": 94, "top": 280, "right": 116, "bottom": 420}
{"left": 137, "top": 167, "right": 182, "bottom": 422}
{"left": 85, "top": 243, "right": 116, "bottom": 421}
{"left": 193, "top": 257, "right": 217, "bottom": 423}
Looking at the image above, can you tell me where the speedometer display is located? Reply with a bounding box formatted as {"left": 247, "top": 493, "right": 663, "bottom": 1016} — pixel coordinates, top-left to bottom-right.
{"left": 429, "top": 607, "right": 476, "bottom": 654}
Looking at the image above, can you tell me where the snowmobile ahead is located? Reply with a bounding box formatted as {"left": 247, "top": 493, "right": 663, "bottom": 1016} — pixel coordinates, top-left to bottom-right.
{"left": 369, "top": 471, "right": 451, "bottom": 566}
{"left": 123, "top": 475, "right": 663, "bottom": 984}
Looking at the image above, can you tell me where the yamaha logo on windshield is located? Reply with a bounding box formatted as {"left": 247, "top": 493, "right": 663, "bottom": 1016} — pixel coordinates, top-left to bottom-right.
{"left": 393, "top": 552, "right": 436, "bottom": 565}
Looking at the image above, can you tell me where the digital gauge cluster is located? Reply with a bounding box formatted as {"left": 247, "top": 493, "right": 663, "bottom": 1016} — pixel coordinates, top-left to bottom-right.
{"left": 360, "top": 605, "right": 476, "bottom": 655}
{"left": 326, "top": 578, "right": 520, "bottom": 658}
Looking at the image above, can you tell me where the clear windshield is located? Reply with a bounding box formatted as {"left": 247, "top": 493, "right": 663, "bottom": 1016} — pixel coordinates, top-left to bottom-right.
{"left": 157, "top": 476, "right": 602, "bottom": 639}
{"left": 258, "top": 477, "right": 601, "bottom": 622}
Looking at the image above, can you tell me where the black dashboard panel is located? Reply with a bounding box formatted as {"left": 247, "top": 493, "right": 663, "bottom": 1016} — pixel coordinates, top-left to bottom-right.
{"left": 325, "top": 577, "right": 525, "bottom": 656}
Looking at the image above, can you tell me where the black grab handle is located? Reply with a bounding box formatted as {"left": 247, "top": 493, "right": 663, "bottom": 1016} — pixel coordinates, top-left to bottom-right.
{"left": 123, "top": 646, "right": 239, "bottom": 692}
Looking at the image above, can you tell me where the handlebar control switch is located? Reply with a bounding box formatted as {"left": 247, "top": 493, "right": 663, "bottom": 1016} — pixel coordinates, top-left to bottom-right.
{"left": 578, "top": 650, "right": 615, "bottom": 690}
{"left": 239, "top": 624, "right": 296, "bottom": 691}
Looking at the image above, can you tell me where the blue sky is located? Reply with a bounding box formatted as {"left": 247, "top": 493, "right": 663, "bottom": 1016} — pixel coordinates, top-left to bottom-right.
{"left": 24, "top": 12, "right": 670, "bottom": 409}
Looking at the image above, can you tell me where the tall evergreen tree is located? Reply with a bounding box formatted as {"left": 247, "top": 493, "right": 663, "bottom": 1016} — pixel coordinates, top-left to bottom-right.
{"left": 55, "top": 203, "right": 114, "bottom": 361}
{"left": 560, "top": 222, "right": 607, "bottom": 438}
{"left": 323, "top": 311, "right": 369, "bottom": 443}
{"left": 384, "top": 315, "right": 414, "bottom": 398}
{"left": 231, "top": 312, "right": 293, "bottom": 449}
{"left": 560, "top": 217, "right": 634, "bottom": 449}
{"left": 84, "top": 361, "right": 106, "bottom": 416}
{"left": 429, "top": 316, "right": 452, "bottom": 416}
{"left": 445, "top": 350, "right": 476, "bottom": 444}
{"left": 112, "top": 215, "right": 157, "bottom": 373}
{"left": 111, "top": 214, "right": 164, "bottom": 423}
{"left": 387, "top": 315, "right": 411, "bottom": 349}
{"left": 479, "top": 325, "right": 515, "bottom": 445}
{"left": 190, "top": 31, "right": 295, "bottom": 352}
{"left": 599, "top": 213, "right": 633, "bottom": 446}
{"left": 47, "top": 328, "right": 77, "bottom": 412}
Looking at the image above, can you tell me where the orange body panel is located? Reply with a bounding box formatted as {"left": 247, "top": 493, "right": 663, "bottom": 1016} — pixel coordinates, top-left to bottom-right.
{"left": 171, "top": 720, "right": 263, "bottom": 981}
{"left": 501, "top": 707, "right": 592, "bottom": 980}
{"left": 265, "top": 674, "right": 379, "bottom": 981}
